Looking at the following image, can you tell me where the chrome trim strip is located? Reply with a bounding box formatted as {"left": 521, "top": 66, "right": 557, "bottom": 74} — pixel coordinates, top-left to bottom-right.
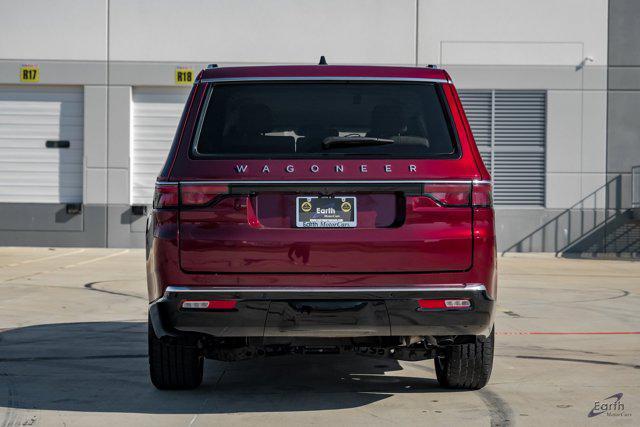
{"left": 158, "top": 180, "right": 492, "bottom": 185}
{"left": 164, "top": 284, "right": 486, "bottom": 294}
{"left": 197, "top": 76, "right": 449, "bottom": 84}
{"left": 177, "top": 180, "right": 478, "bottom": 185}
{"left": 159, "top": 180, "right": 491, "bottom": 186}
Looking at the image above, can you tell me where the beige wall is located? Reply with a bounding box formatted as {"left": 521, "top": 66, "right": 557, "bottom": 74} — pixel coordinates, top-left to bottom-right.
{"left": 0, "top": 0, "right": 107, "bottom": 61}
{"left": 418, "top": 0, "right": 608, "bottom": 66}
{"left": 109, "top": 0, "right": 417, "bottom": 64}
{"left": 0, "top": 0, "right": 617, "bottom": 248}
{"left": 0, "top": 0, "right": 608, "bottom": 66}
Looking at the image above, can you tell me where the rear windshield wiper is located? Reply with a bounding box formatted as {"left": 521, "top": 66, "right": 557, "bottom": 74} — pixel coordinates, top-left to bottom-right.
{"left": 322, "top": 136, "right": 395, "bottom": 150}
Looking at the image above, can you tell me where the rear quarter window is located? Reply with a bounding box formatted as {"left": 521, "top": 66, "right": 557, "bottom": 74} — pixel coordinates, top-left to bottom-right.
{"left": 192, "top": 81, "right": 459, "bottom": 159}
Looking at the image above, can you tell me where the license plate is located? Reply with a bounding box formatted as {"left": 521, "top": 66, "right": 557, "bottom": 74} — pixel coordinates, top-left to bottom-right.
{"left": 296, "top": 196, "right": 357, "bottom": 228}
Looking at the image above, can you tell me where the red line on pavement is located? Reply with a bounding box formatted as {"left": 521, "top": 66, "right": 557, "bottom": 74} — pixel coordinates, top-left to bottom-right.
{"left": 498, "top": 331, "right": 640, "bottom": 335}
{"left": 530, "top": 331, "right": 640, "bottom": 335}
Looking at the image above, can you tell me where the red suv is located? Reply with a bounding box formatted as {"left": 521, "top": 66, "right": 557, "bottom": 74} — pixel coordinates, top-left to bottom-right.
{"left": 146, "top": 64, "right": 496, "bottom": 390}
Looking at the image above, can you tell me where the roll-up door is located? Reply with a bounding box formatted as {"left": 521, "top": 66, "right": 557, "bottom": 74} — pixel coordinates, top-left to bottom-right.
{"left": 0, "top": 86, "right": 83, "bottom": 203}
{"left": 459, "top": 90, "right": 546, "bottom": 206}
{"left": 131, "top": 87, "right": 190, "bottom": 205}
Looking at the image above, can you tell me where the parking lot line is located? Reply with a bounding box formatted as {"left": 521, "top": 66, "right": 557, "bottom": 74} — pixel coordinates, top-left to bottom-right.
{"left": 0, "top": 248, "right": 86, "bottom": 268}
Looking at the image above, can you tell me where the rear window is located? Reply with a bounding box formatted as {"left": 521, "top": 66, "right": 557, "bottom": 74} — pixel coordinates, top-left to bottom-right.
{"left": 192, "top": 81, "right": 458, "bottom": 158}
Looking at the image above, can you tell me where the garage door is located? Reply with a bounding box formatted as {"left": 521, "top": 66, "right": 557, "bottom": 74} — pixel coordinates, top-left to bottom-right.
{"left": 0, "top": 86, "right": 83, "bottom": 203}
{"left": 131, "top": 87, "right": 190, "bottom": 205}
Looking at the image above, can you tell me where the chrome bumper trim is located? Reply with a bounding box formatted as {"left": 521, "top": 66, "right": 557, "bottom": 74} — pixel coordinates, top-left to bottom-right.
{"left": 164, "top": 284, "right": 487, "bottom": 295}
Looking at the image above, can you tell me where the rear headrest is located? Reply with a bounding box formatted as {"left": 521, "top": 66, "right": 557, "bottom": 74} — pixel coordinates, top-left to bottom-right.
{"left": 238, "top": 103, "right": 273, "bottom": 135}
{"left": 368, "top": 104, "right": 404, "bottom": 138}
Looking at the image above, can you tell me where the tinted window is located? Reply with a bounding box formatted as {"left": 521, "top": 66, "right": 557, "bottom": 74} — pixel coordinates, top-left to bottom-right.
{"left": 193, "top": 82, "right": 457, "bottom": 158}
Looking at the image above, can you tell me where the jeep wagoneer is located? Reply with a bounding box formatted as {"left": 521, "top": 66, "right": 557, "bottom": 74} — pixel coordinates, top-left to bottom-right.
{"left": 146, "top": 64, "right": 496, "bottom": 390}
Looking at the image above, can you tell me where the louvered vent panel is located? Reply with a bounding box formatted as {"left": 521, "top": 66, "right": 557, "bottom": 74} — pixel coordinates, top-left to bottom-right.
{"left": 494, "top": 91, "right": 546, "bottom": 206}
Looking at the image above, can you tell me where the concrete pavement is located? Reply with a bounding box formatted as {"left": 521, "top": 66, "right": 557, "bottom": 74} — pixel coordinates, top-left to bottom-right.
{"left": 0, "top": 248, "right": 638, "bottom": 426}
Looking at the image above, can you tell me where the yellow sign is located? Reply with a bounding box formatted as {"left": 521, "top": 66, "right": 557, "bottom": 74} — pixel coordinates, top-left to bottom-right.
{"left": 20, "top": 65, "right": 39, "bottom": 83}
{"left": 341, "top": 201, "right": 352, "bottom": 213}
{"left": 175, "top": 68, "right": 194, "bottom": 85}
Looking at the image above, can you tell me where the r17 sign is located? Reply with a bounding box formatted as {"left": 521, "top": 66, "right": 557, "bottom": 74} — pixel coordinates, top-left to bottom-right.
{"left": 20, "top": 65, "right": 39, "bottom": 83}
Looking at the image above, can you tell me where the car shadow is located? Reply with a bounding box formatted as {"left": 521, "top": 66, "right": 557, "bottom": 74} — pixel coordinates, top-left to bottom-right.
{"left": 0, "top": 321, "right": 449, "bottom": 414}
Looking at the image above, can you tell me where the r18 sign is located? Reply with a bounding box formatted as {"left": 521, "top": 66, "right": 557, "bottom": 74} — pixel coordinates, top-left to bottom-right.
{"left": 175, "top": 68, "right": 194, "bottom": 85}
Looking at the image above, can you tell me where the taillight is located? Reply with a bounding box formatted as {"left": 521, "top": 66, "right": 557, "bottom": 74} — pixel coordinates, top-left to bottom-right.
{"left": 181, "top": 184, "right": 229, "bottom": 206}
{"left": 152, "top": 183, "right": 178, "bottom": 208}
{"left": 421, "top": 182, "right": 492, "bottom": 207}
{"left": 422, "top": 183, "right": 471, "bottom": 207}
{"left": 181, "top": 300, "right": 237, "bottom": 310}
{"left": 418, "top": 299, "right": 471, "bottom": 310}
{"left": 471, "top": 182, "right": 493, "bottom": 207}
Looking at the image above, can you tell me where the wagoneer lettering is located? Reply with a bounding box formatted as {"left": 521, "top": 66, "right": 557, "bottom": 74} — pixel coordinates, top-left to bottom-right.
{"left": 235, "top": 163, "right": 418, "bottom": 175}
{"left": 147, "top": 64, "right": 496, "bottom": 390}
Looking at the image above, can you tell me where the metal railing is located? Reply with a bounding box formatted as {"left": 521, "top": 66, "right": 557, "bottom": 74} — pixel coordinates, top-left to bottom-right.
{"left": 633, "top": 165, "right": 640, "bottom": 208}
{"left": 501, "top": 175, "right": 621, "bottom": 255}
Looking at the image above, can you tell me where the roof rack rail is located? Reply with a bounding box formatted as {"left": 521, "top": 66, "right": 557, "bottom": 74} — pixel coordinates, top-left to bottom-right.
{"left": 206, "top": 63, "right": 219, "bottom": 69}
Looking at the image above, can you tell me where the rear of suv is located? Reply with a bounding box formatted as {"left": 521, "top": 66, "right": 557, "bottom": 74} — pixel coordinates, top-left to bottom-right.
{"left": 146, "top": 64, "right": 496, "bottom": 390}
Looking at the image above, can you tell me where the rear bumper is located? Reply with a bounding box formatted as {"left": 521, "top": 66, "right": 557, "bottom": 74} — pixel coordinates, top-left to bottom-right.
{"left": 149, "top": 284, "right": 494, "bottom": 339}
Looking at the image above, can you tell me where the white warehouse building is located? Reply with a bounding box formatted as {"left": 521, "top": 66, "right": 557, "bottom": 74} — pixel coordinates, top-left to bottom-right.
{"left": 0, "top": 0, "right": 638, "bottom": 255}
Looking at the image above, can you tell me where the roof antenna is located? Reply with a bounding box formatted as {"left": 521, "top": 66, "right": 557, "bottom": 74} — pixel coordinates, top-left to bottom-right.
{"left": 318, "top": 55, "right": 328, "bottom": 65}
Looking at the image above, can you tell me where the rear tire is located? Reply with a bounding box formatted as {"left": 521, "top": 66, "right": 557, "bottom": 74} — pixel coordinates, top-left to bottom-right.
{"left": 435, "top": 327, "right": 494, "bottom": 390}
{"left": 148, "top": 321, "right": 204, "bottom": 390}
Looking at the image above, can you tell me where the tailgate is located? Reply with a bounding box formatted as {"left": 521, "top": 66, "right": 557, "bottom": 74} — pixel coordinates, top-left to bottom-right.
{"left": 178, "top": 182, "right": 473, "bottom": 273}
